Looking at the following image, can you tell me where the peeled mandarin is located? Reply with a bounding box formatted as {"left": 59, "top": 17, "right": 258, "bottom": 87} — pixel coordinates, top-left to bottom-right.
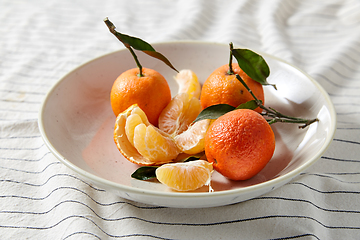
{"left": 174, "top": 69, "right": 201, "bottom": 99}
{"left": 155, "top": 160, "right": 213, "bottom": 191}
{"left": 158, "top": 92, "right": 201, "bottom": 137}
{"left": 114, "top": 104, "right": 180, "bottom": 166}
{"left": 174, "top": 119, "right": 211, "bottom": 155}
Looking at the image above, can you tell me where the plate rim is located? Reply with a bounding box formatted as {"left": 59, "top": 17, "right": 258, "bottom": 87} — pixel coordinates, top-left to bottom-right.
{"left": 38, "top": 40, "right": 337, "bottom": 201}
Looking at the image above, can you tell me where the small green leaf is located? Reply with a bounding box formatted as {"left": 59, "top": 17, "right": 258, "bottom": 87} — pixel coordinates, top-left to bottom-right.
{"left": 235, "top": 100, "right": 259, "bottom": 110}
{"left": 131, "top": 166, "right": 158, "bottom": 180}
{"left": 194, "top": 104, "right": 235, "bottom": 123}
{"left": 231, "top": 48, "right": 272, "bottom": 86}
{"left": 143, "top": 50, "right": 178, "bottom": 73}
{"left": 104, "top": 17, "right": 178, "bottom": 72}
{"left": 183, "top": 153, "right": 204, "bottom": 162}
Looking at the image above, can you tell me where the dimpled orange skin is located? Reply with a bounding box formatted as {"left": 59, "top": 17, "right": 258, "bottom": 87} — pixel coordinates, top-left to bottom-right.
{"left": 200, "top": 63, "right": 264, "bottom": 113}
{"left": 205, "top": 109, "right": 275, "bottom": 181}
{"left": 110, "top": 68, "right": 171, "bottom": 126}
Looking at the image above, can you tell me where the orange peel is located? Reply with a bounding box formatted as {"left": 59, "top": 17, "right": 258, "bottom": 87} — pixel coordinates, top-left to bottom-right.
{"left": 114, "top": 104, "right": 180, "bottom": 166}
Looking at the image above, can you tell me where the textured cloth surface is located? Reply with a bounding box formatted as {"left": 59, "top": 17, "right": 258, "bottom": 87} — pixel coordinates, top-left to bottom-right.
{"left": 1, "top": 0, "right": 360, "bottom": 239}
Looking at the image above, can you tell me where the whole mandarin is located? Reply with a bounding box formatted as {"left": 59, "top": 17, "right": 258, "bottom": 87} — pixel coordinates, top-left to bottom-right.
{"left": 110, "top": 67, "right": 171, "bottom": 126}
{"left": 200, "top": 63, "right": 264, "bottom": 113}
{"left": 205, "top": 109, "right": 275, "bottom": 180}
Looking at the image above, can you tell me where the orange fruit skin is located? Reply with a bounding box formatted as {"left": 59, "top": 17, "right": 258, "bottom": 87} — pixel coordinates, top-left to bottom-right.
{"left": 200, "top": 63, "right": 264, "bottom": 113}
{"left": 110, "top": 68, "right": 171, "bottom": 126}
{"left": 205, "top": 109, "right": 275, "bottom": 181}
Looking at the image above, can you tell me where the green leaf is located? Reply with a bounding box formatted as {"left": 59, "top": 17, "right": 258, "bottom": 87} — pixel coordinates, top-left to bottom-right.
{"left": 231, "top": 48, "right": 272, "bottom": 86}
{"left": 235, "top": 100, "right": 259, "bottom": 110}
{"left": 194, "top": 104, "right": 235, "bottom": 123}
{"left": 143, "top": 50, "right": 178, "bottom": 73}
{"left": 131, "top": 166, "right": 158, "bottom": 180}
{"left": 183, "top": 153, "right": 204, "bottom": 162}
{"left": 104, "top": 17, "right": 178, "bottom": 72}
{"left": 114, "top": 32, "right": 155, "bottom": 51}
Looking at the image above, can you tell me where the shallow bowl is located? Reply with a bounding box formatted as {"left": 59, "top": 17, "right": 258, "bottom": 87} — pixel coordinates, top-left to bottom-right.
{"left": 39, "top": 41, "right": 336, "bottom": 208}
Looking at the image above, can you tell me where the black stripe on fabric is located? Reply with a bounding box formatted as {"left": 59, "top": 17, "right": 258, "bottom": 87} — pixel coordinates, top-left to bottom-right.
{"left": 313, "top": 73, "right": 360, "bottom": 89}
{"left": 0, "top": 161, "right": 61, "bottom": 174}
{"left": 0, "top": 173, "right": 105, "bottom": 192}
{"left": 325, "top": 66, "right": 360, "bottom": 81}
{"left": 0, "top": 216, "right": 184, "bottom": 240}
{"left": 0, "top": 200, "right": 163, "bottom": 217}
{"left": 327, "top": 58, "right": 360, "bottom": 74}
{"left": 321, "top": 156, "right": 360, "bottom": 163}
{"left": 328, "top": 93, "right": 360, "bottom": 98}
{"left": 0, "top": 186, "right": 165, "bottom": 209}
{"left": 67, "top": 232, "right": 175, "bottom": 240}
{"left": 0, "top": 201, "right": 166, "bottom": 227}
{"left": 333, "top": 138, "right": 360, "bottom": 145}
{"left": 0, "top": 215, "right": 178, "bottom": 239}
{"left": 291, "top": 28, "right": 360, "bottom": 46}
{"left": 336, "top": 113, "right": 360, "bottom": 117}
{"left": 336, "top": 121, "right": 360, "bottom": 126}
{"left": 253, "top": 196, "right": 360, "bottom": 214}
{"left": 321, "top": 172, "right": 360, "bottom": 176}
{"left": 337, "top": 127, "right": 360, "bottom": 130}
{"left": 0, "top": 151, "right": 51, "bottom": 162}
{"left": 300, "top": 172, "right": 360, "bottom": 184}
{"left": 334, "top": 103, "right": 360, "bottom": 107}
{"left": 0, "top": 143, "right": 45, "bottom": 151}
{"left": 0, "top": 135, "right": 41, "bottom": 140}
{"left": 1, "top": 214, "right": 359, "bottom": 230}
{"left": 289, "top": 182, "right": 360, "bottom": 194}
{"left": 269, "top": 233, "right": 320, "bottom": 240}
{"left": 290, "top": 45, "right": 360, "bottom": 71}
{"left": 62, "top": 232, "right": 101, "bottom": 240}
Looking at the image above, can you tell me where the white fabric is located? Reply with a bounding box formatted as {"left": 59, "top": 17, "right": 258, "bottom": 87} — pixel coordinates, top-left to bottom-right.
{"left": 1, "top": 0, "right": 360, "bottom": 239}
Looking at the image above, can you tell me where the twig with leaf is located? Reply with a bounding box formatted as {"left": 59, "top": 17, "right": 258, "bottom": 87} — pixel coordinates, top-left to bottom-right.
{"left": 195, "top": 43, "right": 318, "bottom": 129}
{"left": 104, "top": 17, "right": 178, "bottom": 76}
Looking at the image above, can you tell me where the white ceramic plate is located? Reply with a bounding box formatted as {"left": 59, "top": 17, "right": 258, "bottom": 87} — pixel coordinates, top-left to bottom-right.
{"left": 39, "top": 41, "right": 336, "bottom": 208}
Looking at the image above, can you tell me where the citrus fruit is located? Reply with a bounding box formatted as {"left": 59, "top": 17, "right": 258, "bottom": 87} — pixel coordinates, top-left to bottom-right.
{"left": 158, "top": 92, "right": 202, "bottom": 137}
{"left": 200, "top": 63, "right": 264, "bottom": 113}
{"left": 174, "top": 69, "right": 201, "bottom": 99}
{"left": 133, "top": 123, "right": 180, "bottom": 163}
{"left": 125, "top": 110, "right": 149, "bottom": 147}
{"left": 114, "top": 104, "right": 180, "bottom": 166}
{"left": 110, "top": 67, "right": 171, "bottom": 126}
{"left": 155, "top": 160, "right": 213, "bottom": 191}
{"left": 174, "top": 119, "right": 211, "bottom": 155}
{"left": 205, "top": 109, "right": 275, "bottom": 180}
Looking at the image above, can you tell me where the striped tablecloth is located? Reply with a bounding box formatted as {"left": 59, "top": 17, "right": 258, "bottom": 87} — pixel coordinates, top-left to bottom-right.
{"left": 1, "top": 0, "right": 360, "bottom": 239}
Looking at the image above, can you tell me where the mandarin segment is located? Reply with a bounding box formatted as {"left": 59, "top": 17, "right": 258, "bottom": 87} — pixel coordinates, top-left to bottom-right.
{"left": 125, "top": 113, "right": 145, "bottom": 147}
{"left": 133, "top": 124, "right": 180, "bottom": 163}
{"left": 130, "top": 106, "right": 150, "bottom": 126}
{"left": 158, "top": 92, "right": 202, "bottom": 137}
{"left": 155, "top": 160, "right": 213, "bottom": 191}
{"left": 174, "top": 69, "right": 201, "bottom": 99}
{"left": 174, "top": 119, "right": 211, "bottom": 155}
{"left": 114, "top": 105, "right": 152, "bottom": 165}
{"left": 114, "top": 104, "right": 180, "bottom": 166}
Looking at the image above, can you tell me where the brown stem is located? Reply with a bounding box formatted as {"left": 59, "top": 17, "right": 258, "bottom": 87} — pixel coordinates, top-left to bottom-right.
{"left": 235, "top": 74, "right": 318, "bottom": 128}
{"left": 227, "top": 42, "right": 234, "bottom": 75}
